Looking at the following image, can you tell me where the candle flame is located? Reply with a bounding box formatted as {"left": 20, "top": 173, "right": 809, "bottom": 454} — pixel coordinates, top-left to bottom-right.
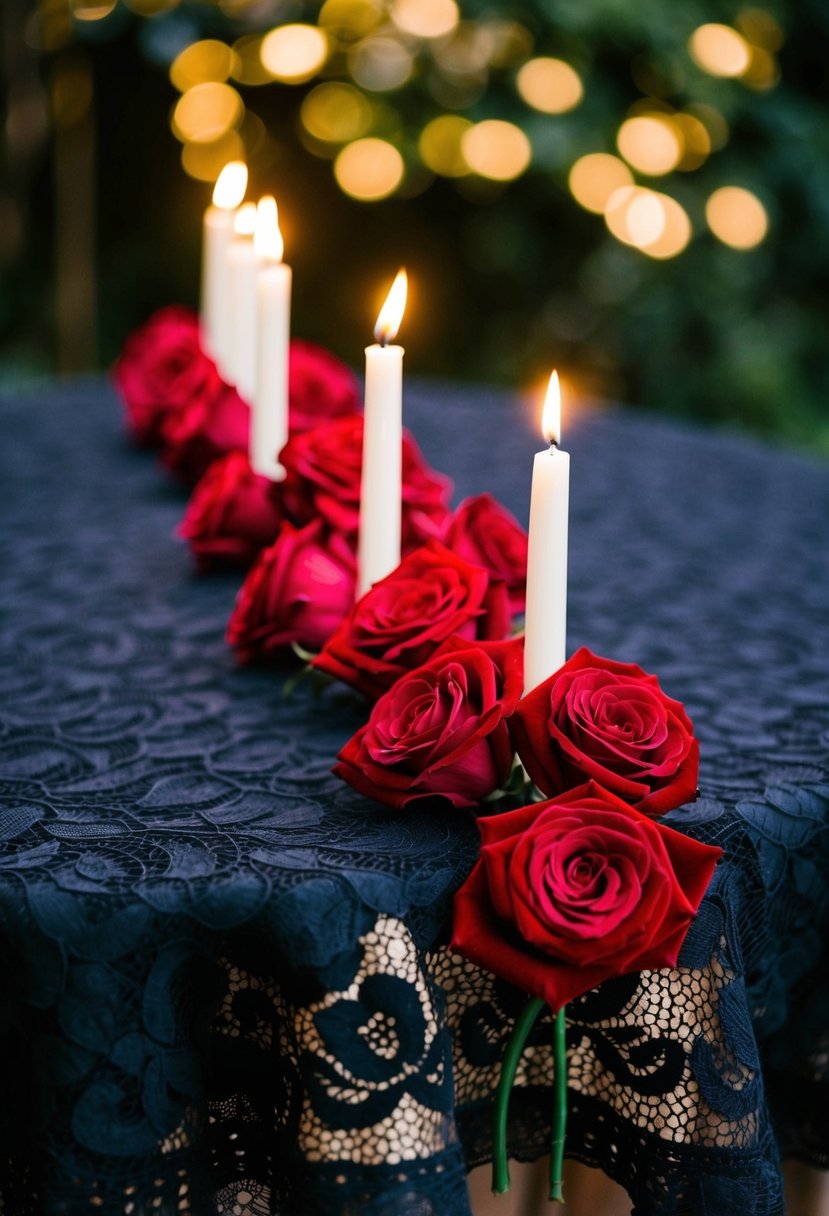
{"left": 254, "top": 195, "right": 284, "bottom": 262}
{"left": 233, "top": 201, "right": 257, "bottom": 236}
{"left": 542, "top": 370, "right": 561, "bottom": 445}
{"left": 374, "top": 268, "right": 408, "bottom": 344}
{"left": 213, "top": 161, "right": 248, "bottom": 210}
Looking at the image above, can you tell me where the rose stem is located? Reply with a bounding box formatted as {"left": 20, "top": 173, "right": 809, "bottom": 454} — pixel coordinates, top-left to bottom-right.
{"left": 548, "top": 1004, "right": 568, "bottom": 1202}
{"left": 491, "top": 996, "right": 545, "bottom": 1194}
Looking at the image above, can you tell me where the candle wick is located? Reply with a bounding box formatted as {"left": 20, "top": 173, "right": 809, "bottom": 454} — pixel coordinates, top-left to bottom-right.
{"left": 379, "top": 334, "right": 389, "bottom": 348}
{"left": 549, "top": 439, "right": 558, "bottom": 451}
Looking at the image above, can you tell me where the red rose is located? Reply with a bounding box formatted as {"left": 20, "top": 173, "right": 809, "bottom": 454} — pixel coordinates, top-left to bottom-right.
{"left": 159, "top": 379, "right": 249, "bottom": 488}
{"left": 112, "top": 307, "right": 219, "bottom": 447}
{"left": 510, "top": 648, "right": 699, "bottom": 817}
{"left": 280, "top": 414, "right": 452, "bottom": 548}
{"left": 289, "top": 340, "right": 360, "bottom": 433}
{"left": 334, "top": 636, "right": 524, "bottom": 810}
{"left": 451, "top": 781, "right": 722, "bottom": 1011}
{"left": 314, "top": 541, "right": 512, "bottom": 700}
{"left": 442, "top": 493, "right": 528, "bottom": 617}
{"left": 178, "top": 451, "right": 284, "bottom": 572}
{"left": 226, "top": 520, "right": 355, "bottom": 662}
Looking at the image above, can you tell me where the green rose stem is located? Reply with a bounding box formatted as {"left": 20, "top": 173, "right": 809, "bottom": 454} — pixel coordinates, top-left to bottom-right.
{"left": 491, "top": 998, "right": 569, "bottom": 1202}
{"left": 549, "top": 1004, "right": 568, "bottom": 1202}
{"left": 491, "top": 996, "right": 545, "bottom": 1194}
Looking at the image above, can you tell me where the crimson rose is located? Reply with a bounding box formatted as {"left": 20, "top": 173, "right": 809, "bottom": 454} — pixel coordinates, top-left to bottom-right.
{"left": 510, "top": 648, "right": 699, "bottom": 816}
{"left": 178, "top": 451, "right": 284, "bottom": 572}
{"left": 226, "top": 520, "right": 355, "bottom": 662}
{"left": 314, "top": 541, "right": 512, "bottom": 700}
{"left": 159, "top": 378, "right": 249, "bottom": 488}
{"left": 334, "top": 636, "right": 523, "bottom": 810}
{"left": 112, "top": 307, "right": 218, "bottom": 447}
{"left": 442, "top": 493, "right": 528, "bottom": 617}
{"left": 451, "top": 781, "right": 721, "bottom": 1010}
{"left": 280, "top": 414, "right": 451, "bottom": 548}
{"left": 289, "top": 340, "right": 360, "bottom": 433}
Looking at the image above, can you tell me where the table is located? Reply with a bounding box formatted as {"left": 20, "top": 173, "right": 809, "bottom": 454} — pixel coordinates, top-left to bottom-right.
{"left": 0, "top": 378, "right": 827, "bottom": 1216}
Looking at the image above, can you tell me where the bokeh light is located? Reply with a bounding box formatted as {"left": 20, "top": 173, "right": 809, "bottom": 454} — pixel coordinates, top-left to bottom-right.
{"left": 673, "top": 113, "right": 711, "bottom": 170}
{"left": 688, "top": 24, "right": 751, "bottom": 78}
{"left": 741, "top": 45, "right": 780, "bottom": 90}
{"left": 617, "top": 115, "right": 682, "bottom": 176}
{"left": 419, "top": 115, "right": 472, "bottom": 177}
{"left": 181, "top": 132, "right": 245, "bottom": 182}
{"left": 605, "top": 186, "right": 691, "bottom": 258}
{"left": 334, "top": 138, "right": 404, "bottom": 199}
{"left": 706, "top": 186, "right": 768, "bottom": 248}
{"left": 736, "top": 8, "right": 784, "bottom": 51}
{"left": 390, "top": 0, "right": 459, "bottom": 40}
{"left": 170, "top": 41, "right": 238, "bottom": 94}
{"left": 350, "top": 36, "right": 413, "bottom": 91}
{"left": 686, "top": 102, "right": 729, "bottom": 151}
{"left": 516, "top": 57, "right": 583, "bottom": 114}
{"left": 301, "top": 82, "right": 374, "bottom": 144}
{"left": 319, "top": 0, "right": 381, "bottom": 42}
{"left": 172, "top": 82, "right": 243, "bottom": 144}
{"left": 71, "top": 1, "right": 116, "bottom": 19}
{"left": 462, "top": 120, "right": 531, "bottom": 181}
{"left": 230, "top": 35, "right": 273, "bottom": 86}
{"left": 261, "top": 24, "right": 328, "bottom": 84}
{"left": 569, "top": 153, "right": 633, "bottom": 214}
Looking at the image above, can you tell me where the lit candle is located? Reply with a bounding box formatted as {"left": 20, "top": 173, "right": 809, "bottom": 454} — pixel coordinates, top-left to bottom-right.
{"left": 252, "top": 196, "right": 291, "bottom": 480}
{"left": 201, "top": 160, "right": 247, "bottom": 373}
{"left": 357, "top": 268, "right": 408, "bottom": 597}
{"left": 226, "top": 201, "right": 258, "bottom": 402}
{"left": 523, "top": 371, "right": 570, "bottom": 693}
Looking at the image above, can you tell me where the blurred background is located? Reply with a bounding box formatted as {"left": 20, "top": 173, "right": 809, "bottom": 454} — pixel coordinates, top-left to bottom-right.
{"left": 2, "top": 0, "right": 828, "bottom": 449}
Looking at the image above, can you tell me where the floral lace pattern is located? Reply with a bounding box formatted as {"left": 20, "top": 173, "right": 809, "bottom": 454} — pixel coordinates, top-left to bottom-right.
{"left": 0, "top": 381, "right": 827, "bottom": 1214}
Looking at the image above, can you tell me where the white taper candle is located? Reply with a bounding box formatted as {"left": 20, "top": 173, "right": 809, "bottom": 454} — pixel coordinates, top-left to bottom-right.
{"left": 523, "top": 371, "right": 570, "bottom": 693}
{"left": 200, "top": 161, "right": 247, "bottom": 372}
{"left": 357, "top": 269, "right": 408, "bottom": 598}
{"left": 253, "top": 196, "right": 291, "bottom": 481}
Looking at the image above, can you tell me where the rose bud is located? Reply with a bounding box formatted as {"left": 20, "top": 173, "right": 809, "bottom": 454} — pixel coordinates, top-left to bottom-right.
{"left": 442, "top": 493, "right": 528, "bottom": 617}
{"left": 334, "top": 636, "right": 524, "bottom": 810}
{"left": 451, "top": 781, "right": 722, "bottom": 1011}
{"left": 314, "top": 541, "right": 512, "bottom": 700}
{"left": 178, "top": 451, "right": 284, "bottom": 573}
{"left": 112, "top": 306, "right": 219, "bottom": 448}
{"left": 510, "top": 648, "right": 699, "bottom": 817}
{"left": 226, "top": 520, "right": 355, "bottom": 662}
{"left": 288, "top": 340, "right": 360, "bottom": 434}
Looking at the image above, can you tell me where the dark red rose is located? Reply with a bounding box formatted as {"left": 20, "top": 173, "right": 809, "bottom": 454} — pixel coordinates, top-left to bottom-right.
{"left": 451, "top": 781, "right": 721, "bottom": 1010}
{"left": 510, "top": 648, "right": 699, "bottom": 817}
{"left": 112, "top": 306, "right": 219, "bottom": 447}
{"left": 289, "top": 340, "right": 360, "bottom": 433}
{"left": 442, "top": 493, "right": 528, "bottom": 616}
{"left": 178, "top": 451, "right": 284, "bottom": 572}
{"left": 159, "top": 379, "right": 249, "bottom": 488}
{"left": 334, "top": 636, "right": 524, "bottom": 810}
{"left": 226, "top": 520, "right": 355, "bottom": 662}
{"left": 313, "top": 541, "right": 512, "bottom": 700}
{"left": 280, "top": 414, "right": 452, "bottom": 548}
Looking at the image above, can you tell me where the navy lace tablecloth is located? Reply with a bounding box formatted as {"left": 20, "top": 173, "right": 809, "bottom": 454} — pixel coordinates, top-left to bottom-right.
{"left": 1, "top": 379, "right": 827, "bottom": 1216}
